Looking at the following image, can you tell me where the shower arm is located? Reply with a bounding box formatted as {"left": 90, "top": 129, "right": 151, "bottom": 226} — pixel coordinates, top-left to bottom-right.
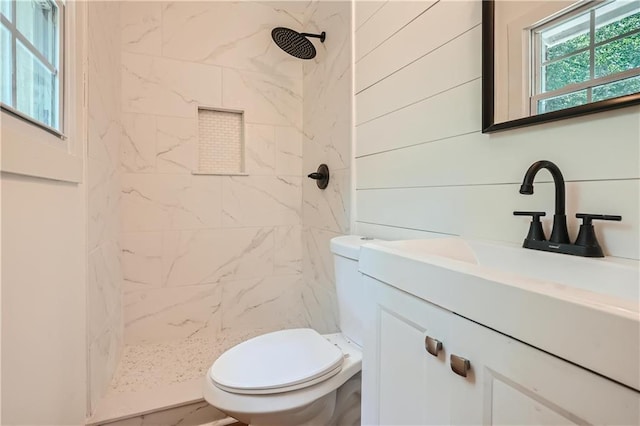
{"left": 301, "top": 32, "right": 326, "bottom": 42}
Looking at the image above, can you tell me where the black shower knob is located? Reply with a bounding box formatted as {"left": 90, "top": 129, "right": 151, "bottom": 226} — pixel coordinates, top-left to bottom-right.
{"left": 307, "top": 164, "right": 329, "bottom": 189}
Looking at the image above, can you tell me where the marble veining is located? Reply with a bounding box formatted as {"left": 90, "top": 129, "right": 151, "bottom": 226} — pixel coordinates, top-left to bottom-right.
{"left": 301, "top": 282, "right": 339, "bottom": 336}
{"left": 160, "top": 1, "right": 302, "bottom": 78}
{"left": 124, "top": 284, "right": 223, "bottom": 343}
{"left": 89, "top": 0, "right": 123, "bottom": 416}
{"left": 120, "top": 2, "right": 161, "bottom": 56}
{"left": 122, "top": 229, "right": 314, "bottom": 343}
{"left": 161, "top": 227, "right": 275, "bottom": 287}
{"left": 275, "top": 225, "right": 303, "bottom": 275}
{"left": 303, "top": 168, "right": 350, "bottom": 234}
{"left": 89, "top": 245, "right": 123, "bottom": 343}
{"left": 121, "top": 113, "right": 156, "bottom": 173}
{"left": 222, "top": 176, "right": 302, "bottom": 227}
{"left": 122, "top": 52, "right": 223, "bottom": 118}
{"left": 222, "top": 67, "right": 303, "bottom": 128}
{"left": 303, "top": 1, "right": 353, "bottom": 171}
{"left": 221, "top": 274, "right": 307, "bottom": 333}
{"left": 121, "top": 174, "right": 223, "bottom": 232}
{"left": 90, "top": 321, "right": 123, "bottom": 416}
{"left": 275, "top": 126, "right": 303, "bottom": 176}
{"left": 245, "top": 124, "right": 276, "bottom": 174}
{"left": 118, "top": 1, "right": 350, "bottom": 352}
{"left": 122, "top": 231, "right": 163, "bottom": 291}
{"left": 157, "top": 117, "right": 198, "bottom": 174}
{"left": 301, "top": 1, "right": 353, "bottom": 334}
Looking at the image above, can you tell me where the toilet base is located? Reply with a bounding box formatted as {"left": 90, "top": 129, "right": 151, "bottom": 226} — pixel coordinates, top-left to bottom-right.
{"left": 229, "top": 373, "right": 362, "bottom": 426}
{"left": 327, "top": 373, "right": 361, "bottom": 426}
{"left": 245, "top": 390, "right": 337, "bottom": 426}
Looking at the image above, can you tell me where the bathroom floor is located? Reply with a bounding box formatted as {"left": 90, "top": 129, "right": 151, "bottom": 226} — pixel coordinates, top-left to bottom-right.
{"left": 110, "top": 330, "right": 268, "bottom": 393}
{"left": 110, "top": 336, "right": 217, "bottom": 394}
{"left": 90, "top": 330, "right": 272, "bottom": 425}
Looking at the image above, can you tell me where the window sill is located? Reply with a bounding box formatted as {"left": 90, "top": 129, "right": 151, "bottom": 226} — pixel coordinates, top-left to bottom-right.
{"left": 1, "top": 111, "right": 83, "bottom": 183}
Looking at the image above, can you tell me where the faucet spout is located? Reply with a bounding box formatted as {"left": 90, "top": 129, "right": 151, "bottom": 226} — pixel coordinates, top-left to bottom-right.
{"left": 519, "top": 160, "right": 570, "bottom": 243}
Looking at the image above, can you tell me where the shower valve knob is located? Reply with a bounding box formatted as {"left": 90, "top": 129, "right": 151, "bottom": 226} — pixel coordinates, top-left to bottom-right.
{"left": 307, "top": 164, "right": 330, "bottom": 190}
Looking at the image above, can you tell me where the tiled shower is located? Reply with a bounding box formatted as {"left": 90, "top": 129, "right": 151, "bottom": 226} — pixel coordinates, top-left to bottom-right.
{"left": 86, "top": 0, "right": 352, "bottom": 419}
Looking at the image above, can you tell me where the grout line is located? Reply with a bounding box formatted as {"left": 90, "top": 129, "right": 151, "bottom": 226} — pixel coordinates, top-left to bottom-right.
{"left": 121, "top": 49, "right": 301, "bottom": 79}
{"left": 355, "top": 77, "right": 481, "bottom": 127}
{"left": 355, "top": 129, "right": 479, "bottom": 159}
{"left": 356, "top": 221, "right": 457, "bottom": 236}
{"left": 355, "top": 23, "right": 481, "bottom": 95}
{"left": 356, "top": 0, "right": 440, "bottom": 64}
{"left": 355, "top": 0, "right": 388, "bottom": 31}
{"left": 355, "top": 177, "right": 640, "bottom": 192}
{"left": 122, "top": 109, "right": 299, "bottom": 129}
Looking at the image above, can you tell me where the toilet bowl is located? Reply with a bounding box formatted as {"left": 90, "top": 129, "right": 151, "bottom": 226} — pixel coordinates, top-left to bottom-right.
{"left": 204, "top": 332, "right": 362, "bottom": 426}
{"left": 203, "top": 236, "right": 375, "bottom": 426}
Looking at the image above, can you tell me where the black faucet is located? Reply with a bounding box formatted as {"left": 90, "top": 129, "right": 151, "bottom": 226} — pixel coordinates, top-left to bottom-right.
{"left": 514, "top": 160, "right": 621, "bottom": 257}
{"left": 519, "top": 160, "right": 570, "bottom": 244}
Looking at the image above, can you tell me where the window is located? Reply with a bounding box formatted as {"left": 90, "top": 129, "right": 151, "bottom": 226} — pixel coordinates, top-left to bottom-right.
{"left": 1, "top": 0, "right": 83, "bottom": 183}
{"left": 1, "top": 0, "right": 63, "bottom": 133}
{"left": 531, "top": 0, "right": 640, "bottom": 114}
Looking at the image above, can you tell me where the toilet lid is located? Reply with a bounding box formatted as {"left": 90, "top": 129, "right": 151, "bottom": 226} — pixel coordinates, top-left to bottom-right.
{"left": 210, "top": 329, "right": 344, "bottom": 395}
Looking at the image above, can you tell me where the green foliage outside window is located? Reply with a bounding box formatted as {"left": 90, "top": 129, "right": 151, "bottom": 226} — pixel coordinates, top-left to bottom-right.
{"left": 539, "top": 11, "right": 640, "bottom": 113}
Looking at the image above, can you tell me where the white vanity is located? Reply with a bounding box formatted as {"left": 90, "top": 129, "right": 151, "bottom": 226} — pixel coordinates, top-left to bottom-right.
{"left": 359, "top": 238, "right": 640, "bottom": 425}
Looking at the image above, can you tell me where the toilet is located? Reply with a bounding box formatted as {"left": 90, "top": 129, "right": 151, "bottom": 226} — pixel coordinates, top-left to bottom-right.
{"left": 203, "top": 235, "right": 374, "bottom": 426}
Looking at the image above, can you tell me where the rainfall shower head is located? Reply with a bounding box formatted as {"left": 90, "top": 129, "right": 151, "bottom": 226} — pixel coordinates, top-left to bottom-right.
{"left": 271, "top": 27, "right": 326, "bottom": 60}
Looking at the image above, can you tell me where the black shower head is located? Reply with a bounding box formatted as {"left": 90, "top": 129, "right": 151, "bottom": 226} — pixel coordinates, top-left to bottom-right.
{"left": 271, "top": 27, "right": 326, "bottom": 60}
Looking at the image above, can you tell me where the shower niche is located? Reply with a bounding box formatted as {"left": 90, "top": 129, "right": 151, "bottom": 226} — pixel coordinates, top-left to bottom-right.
{"left": 195, "top": 107, "right": 247, "bottom": 175}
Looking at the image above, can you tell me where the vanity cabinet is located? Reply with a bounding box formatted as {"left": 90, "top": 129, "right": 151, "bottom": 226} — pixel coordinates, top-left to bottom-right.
{"left": 361, "top": 276, "right": 640, "bottom": 426}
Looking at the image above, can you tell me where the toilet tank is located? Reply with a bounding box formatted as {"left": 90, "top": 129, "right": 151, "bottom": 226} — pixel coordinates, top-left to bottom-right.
{"left": 330, "top": 235, "right": 377, "bottom": 348}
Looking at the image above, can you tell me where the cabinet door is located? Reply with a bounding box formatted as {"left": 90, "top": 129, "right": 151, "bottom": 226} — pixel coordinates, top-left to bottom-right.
{"left": 362, "top": 277, "right": 452, "bottom": 426}
{"left": 447, "top": 313, "right": 640, "bottom": 425}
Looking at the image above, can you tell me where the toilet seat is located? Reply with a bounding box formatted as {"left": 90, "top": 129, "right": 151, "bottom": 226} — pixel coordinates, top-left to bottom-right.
{"left": 203, "top": 333, "right": 362, "bottom": 421}
{"left": 210, "top": 329, "right": 345, "bottom": 395}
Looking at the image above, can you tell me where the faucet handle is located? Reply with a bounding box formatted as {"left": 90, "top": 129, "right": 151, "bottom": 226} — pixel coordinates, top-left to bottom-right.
{"left": 513, "top": 211, "right": 546, "bottom": 241}
{"left": 575, "top": 213, "right": 622, "bottom": 224}
{"left": 574, "top": 213, "right": 622, "bottom": 257}
{"left": 513, "top": 211, "right": 546, "bottom": 220}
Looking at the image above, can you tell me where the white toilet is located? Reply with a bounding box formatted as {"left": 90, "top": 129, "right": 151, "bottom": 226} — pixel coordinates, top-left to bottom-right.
{"left": 203, "top": 235, "right": 374, "bottom": 426}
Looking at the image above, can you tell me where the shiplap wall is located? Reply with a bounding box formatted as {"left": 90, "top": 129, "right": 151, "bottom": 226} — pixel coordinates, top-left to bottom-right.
{"left": 354, "top": 0, "right": 640, "bottom": 260}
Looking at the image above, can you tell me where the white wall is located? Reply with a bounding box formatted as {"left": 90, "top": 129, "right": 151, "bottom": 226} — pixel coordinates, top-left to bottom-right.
{"left": 354, "top": 0, "right": 640, "bottom": 261}
{"left": 0, "top": 1, "right": 116, "bottom": 422}
{"left": 1, "top": 2, "right": 123, "bottom": 422}
{"left": 87, "top": 0, "right": 123, "bottom": 416}
{"left": 302, "top": 1, "right": 353, "bottom": 333}
{"left": 119, "top": 1, "right": 309, "bottom": 345}
{"left": 1, "top": 174, "right": 87, "bottom": 425}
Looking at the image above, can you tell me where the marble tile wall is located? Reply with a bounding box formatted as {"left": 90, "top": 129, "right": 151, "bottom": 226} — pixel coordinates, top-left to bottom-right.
{"left": 302, "top": 1, "right": 353, "bottom": 333}
{"left": 88, "top": 0, "right": 123, "bottom": 416}
{"left": 119, "top": 1, "right": 310, "bottom": 345}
